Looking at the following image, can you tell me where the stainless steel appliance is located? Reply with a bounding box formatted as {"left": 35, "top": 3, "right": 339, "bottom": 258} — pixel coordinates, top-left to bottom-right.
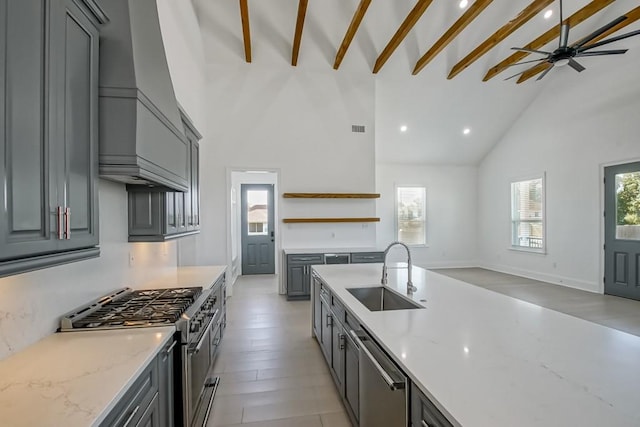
{"left": 324, "top": 253, "right": 350, "bottom": 264}
{"left": 59, "top": 286, "right": 222, "bottom": 427}
{"left": 350, "top": 330, "right": 408, "bottom": 427}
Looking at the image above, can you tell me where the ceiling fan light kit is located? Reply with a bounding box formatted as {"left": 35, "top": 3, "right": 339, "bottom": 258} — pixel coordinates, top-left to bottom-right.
{"left": 508, "top": 0, "right": 640, "bottom": 82}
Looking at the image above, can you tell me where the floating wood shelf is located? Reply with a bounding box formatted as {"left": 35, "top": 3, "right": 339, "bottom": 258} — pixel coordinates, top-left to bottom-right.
{"left": 283, "top": 193, "right": 380, "bottom": 199}
{"left": 283, "top": 217, "right": 380, "bottom": 223}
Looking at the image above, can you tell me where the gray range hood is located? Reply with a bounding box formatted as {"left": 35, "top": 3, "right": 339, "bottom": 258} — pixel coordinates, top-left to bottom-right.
{"left": 96, "top": 0, "right": 189, "bottom": 191}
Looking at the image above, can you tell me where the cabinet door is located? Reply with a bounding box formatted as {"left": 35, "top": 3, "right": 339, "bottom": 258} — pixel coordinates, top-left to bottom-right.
{"left": 0, "top": 0, "right": 59, "bottom": 260}
{"left": 287, "top": 265, "right": 306, "bottom": 297}
{"left": 344, "top": 330, "right": 359, "bottom": 422}
{"left": 54, "top": 0, "right": 99, "bottom": 250}
{"left": 312, "top": 278, "right": 321, "bottom": 339}
{"left": 165, "top": 193, "right": 178, "bottom": 235}
{"left": 190, "top": 140, "right": 200, "bottom": 229}
{"left": 135, "top": 392, "right": 160, "bottom": 427}
{"left": 411, "top": 383, "right": 453, "bottom": 427}
{"left": 158, "top": 338, "right": 176, "bottom": 427}
{"left": 320, "top": 298, "right": 332, "bottom": 363}
{"left": 331, "top": 320, "right": 344, "bottom": 390}
{"left": 175, "top": 191, "right": 186, "bottom": 233}
{"left": 303, "top": 267, "right": 311, "bottom": 296}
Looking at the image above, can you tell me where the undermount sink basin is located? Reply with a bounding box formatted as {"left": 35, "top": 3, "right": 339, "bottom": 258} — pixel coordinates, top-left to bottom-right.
{"left": 346, "top": 286, "right": 424, "bottom": 311}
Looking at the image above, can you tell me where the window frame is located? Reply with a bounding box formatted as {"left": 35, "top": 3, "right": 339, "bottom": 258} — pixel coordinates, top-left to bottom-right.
{"left": 394, "top": 185, "right": 428, "bottom": 247}
{"left": 509, "top": 173, "right": 546, "bottom": 254}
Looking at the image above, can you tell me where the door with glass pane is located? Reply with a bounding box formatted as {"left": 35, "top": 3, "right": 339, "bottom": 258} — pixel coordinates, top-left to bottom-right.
{"left": 604, "top": 162, "right": 640, "bottom": 300}
{"left": 241, "top": 184, "right": 275, "bottom": 275}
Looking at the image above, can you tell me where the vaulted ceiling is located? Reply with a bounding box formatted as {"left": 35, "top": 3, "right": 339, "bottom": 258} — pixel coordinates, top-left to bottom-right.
{"left": 192, "top": 0, "right": 640, "bottom": 164}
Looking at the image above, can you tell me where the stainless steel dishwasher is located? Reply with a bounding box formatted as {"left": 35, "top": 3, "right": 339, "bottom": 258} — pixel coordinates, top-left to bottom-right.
{"left": 350, "top": 330, "right": 408, "bottom": 427}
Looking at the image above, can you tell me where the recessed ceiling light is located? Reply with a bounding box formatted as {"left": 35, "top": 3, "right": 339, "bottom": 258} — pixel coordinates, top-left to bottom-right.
{"left": 544, "top": 9, "right": 553, "bottom": 19}
{"left": 463, "top": 128, "right": 471, "bottom": 135}
{"left": 459, "top": 0, "right": 468, "bottom": 9}
{"left": 400, "top": 125, "right": 408, "bottom": 132}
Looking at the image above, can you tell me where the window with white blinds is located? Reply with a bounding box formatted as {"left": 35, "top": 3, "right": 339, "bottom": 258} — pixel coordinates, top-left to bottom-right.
{"left": 511, "top": 176, "right": 545, "bottom": 251}
{"left": 396, "top": 186, "right": 426, "bottom": 246}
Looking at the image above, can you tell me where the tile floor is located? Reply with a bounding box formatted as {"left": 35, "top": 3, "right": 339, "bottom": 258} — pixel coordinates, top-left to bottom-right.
{"left": 208, "top": 268, "right": 640, "bottom": 427}
{"left": 432, "top": 267, "right": 640, "bottom": 337}
{"left": 207, "top": 274, "right": 352, "bottom": 427}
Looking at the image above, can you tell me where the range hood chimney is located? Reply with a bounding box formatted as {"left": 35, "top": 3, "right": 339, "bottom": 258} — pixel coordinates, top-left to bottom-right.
{"left": 96, "top": 0, "right": 189, "bottom": 191}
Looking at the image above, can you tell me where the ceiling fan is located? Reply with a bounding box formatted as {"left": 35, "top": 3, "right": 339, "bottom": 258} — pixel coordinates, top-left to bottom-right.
{"left": 506, "top": 0, "right": 640, "bottom": 81}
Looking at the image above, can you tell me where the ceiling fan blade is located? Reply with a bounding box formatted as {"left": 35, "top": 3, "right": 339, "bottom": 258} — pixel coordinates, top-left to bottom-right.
{"left": 573, "top": 16, "right": 628, "bottom": 48}
{"left": 536, "top": 64, "right": 554, "bottom": 81}
{"left": 505, "top": 58, "right": 548, "bottom": 68}
{"left": 578, "top": 29, "right": 640, "bottom": 52}
{"left": 568, "top": 59, "right": 585, "bottom": 72}
{"left": 575, "top": 49, "right": 628, "bottom": 57}
{"left": 511, "top": 47, "right": 551, "bottom": 55}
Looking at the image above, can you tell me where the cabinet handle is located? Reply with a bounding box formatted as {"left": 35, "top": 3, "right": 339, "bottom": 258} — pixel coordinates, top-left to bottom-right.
{"left": 422, "top": 421, "right": 433, "bottom": 427}
{"left": 165, "top": 340, "right": 177, "bottom": 355}
{"left": 56, "top": 206, "right": 64, "bottom": 240}
{"left": 326, "top": 314, "right": 332, "bottom": 327}
{"left": 123, "top": 405, "right": 140, "bottom": 427}
{"left": 339, "top": 333, "right": 345, "bottom": 350}
{"left": 64, "top": 207, "right": 71, "bottom": 239}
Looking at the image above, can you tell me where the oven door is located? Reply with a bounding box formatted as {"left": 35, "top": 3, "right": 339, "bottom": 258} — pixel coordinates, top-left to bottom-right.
{"left": 186, "top": 314, "right": 216, "bottom": 426}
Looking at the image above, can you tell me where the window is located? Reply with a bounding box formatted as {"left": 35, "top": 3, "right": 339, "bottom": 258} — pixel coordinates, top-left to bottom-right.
{"left": 511, "top": 176, "right": 545, "bottom": 251}
{"left": 396, "top": 186, "right": 426, "bottom": 245}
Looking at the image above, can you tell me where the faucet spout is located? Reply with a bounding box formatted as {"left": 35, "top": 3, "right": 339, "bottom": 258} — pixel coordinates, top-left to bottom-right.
{"left": 381, "top": 241, "right": 417, "bottom": 294}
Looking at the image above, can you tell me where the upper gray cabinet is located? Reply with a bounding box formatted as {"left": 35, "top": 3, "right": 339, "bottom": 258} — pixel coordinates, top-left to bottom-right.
{"left": 127, "top": 109, "right": 201, "bottom": 242}
{"left": 0, "top": 0, "right": 106, "bottom": 277}
{"left": 95, "top": 0, "right": 190, "bottom": 192}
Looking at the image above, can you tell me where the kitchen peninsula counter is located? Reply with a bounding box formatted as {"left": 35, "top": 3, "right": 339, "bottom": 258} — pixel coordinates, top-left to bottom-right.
{"left": 312, "top": 263, "right": 640, "bottom": 427}
{"left": 0, "top": 265, "right": 227, "bottom": 426}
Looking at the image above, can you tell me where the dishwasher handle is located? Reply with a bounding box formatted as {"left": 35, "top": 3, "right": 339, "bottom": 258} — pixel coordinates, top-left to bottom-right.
{"left": 350, "top": 330, "right": 406, "bottom": 390}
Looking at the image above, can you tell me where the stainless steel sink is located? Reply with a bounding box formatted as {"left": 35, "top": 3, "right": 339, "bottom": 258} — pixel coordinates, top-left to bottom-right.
{"left": 346, "top": 287, "right": 424, "bottom": 311}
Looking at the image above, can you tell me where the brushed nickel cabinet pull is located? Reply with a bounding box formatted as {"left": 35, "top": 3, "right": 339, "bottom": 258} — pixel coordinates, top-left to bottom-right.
{"left": 57, "top": 206, "right": 63, "bottom": 239}
{"left": 64, "top": 207, "right": 71, "bottom": 239}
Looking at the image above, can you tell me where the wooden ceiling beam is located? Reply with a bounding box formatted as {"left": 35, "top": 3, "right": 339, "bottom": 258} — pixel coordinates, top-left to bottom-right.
{"left": 484, "top": 0, "right": 614, "bottom": 81}
{"left": 413, "top": 0, "right": 493, "bottom": 75}
{"left": 373, "top": 0, "right": 434, "bottom": 74}
{"left": 447, "top": 0, "right": 555, "bottom": 80}
{"left": 517, "top": 5, "right": 640, "bottom": 83}
{"left": 292, "top": 0, "right": 309, "bottom": 66}
{"left": 239, "top": 0, "right": 251, "bottom": 62}
{"left": 333, "top": 0, "right": 372, "bottom": 70}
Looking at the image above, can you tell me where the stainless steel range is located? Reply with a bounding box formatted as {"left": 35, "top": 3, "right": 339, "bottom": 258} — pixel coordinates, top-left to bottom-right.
{"left": 60, "top": 285, "right": 224, "bottom": 427}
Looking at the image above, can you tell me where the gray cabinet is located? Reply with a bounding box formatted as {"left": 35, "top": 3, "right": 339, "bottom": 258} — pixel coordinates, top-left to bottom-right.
{"left": 286, "top": 254, "right": 323, "bottom": 300}
{"left": 350, "top": 251, "right": 384, "bottom": 263}
{"left": 344, "top": 328, "right": 359, "bottom": 423}
{"left": 320, "top": 295, "right": 332, "bottom": 363}
{"left": 127, "top": 110, "right": 201, "bottom": 242}
{"left": 0, "top": 0, "right": 104, "bottom": 277}
{"left": 158, "top": 337, "right": 176, "bottom": 427}
{"left": 410, "top": 383, "right": 453, "bottom": 427}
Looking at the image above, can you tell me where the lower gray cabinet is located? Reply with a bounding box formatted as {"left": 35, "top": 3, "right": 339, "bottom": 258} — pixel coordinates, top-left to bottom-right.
{"left": 343, "top": 329, "right": 359, "bottom": 423}
{"left": 410, "top": 383, "right": 453, "bottom": 427}
{"left": 320, "top": 295, "right": 332, "bottom": 363}
{"left": 286, "top": 254, "right": 323, "bottom": 300}
{"left": 101, "top": 337, "right": 176, "bottom": 427}
{"left": 158, "top": 337, "right": 176, "bottom": 427}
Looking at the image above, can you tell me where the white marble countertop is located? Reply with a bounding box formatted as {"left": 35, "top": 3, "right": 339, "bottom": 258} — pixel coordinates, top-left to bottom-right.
{"left": 312, "top": 264, "right": 640, "bottom": 427}
{"left": 135, "top": 265, "right": 226, "bottom": 290}
{"left": 282, "top": 247, "right": 382, "bottom": 255}
{"left": 0, "top": 327, "right": 175, "bottom": 427}
{"left": 0, "top": 265, "right": 227, "bottom": 427}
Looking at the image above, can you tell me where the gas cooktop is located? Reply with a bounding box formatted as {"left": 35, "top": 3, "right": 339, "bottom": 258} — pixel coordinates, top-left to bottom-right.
{"left": 60, "top": 287, "right": 203, "bottom": 330}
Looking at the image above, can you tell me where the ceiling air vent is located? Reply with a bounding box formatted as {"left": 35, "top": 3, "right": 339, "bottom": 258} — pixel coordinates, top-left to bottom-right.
{"left": 352, "top": 125, "right": 365, "bottom": 133}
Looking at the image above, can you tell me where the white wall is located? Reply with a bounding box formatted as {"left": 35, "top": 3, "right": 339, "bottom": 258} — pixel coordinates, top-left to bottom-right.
{"left": 0, "top": 181, "right": 178, "bottom": 360}
{"left": 477, "top": 58, "right": 640, "bottom": 293}
{"left": 376, "top": 163, "right": 478, "bottom": 268}
{"left": 192, "top": 65, "right": 377, "bottom": 267}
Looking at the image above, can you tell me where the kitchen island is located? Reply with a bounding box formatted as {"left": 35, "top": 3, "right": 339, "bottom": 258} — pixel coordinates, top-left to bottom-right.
{"left": 312, "top": 263, "right": 640, "bottom": 427}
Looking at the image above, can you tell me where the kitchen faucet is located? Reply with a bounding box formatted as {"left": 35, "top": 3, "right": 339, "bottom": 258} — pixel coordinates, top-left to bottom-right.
{"left": 381, "top": 241, "right": 417, "bottom": 294}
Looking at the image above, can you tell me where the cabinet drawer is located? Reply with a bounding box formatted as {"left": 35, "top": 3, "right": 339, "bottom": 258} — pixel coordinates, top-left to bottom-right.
{"left": 100, "top": 359, "right": 159, "bottom": 427}
{"left": 331, "top": 296, "right": 346, "bottom": 323}
{"left": 288, "top": 254, "right": 324, "bottom": 264}
{"left": 411, "top": 383, "right": 453, "bottom": 427}
{"left": 344, "top": 311, "right": 360, "bottom": 332}
{"left": 350, "top": 252, "right": 384, "bottom": 263}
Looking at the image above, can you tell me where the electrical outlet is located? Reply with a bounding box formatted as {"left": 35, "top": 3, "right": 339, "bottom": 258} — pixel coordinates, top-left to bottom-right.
{"left": 129, "top": 252, "right": 135, "bottom": 267}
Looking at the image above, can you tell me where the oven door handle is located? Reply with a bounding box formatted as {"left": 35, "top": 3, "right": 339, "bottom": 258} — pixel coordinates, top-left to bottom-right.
{"left": 188, "top": 309, "right": 219, "bottom": 355}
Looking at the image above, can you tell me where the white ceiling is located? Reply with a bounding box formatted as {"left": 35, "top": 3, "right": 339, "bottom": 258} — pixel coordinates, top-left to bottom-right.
{"left": 191, "top": 0, "right": 640, "bottom": 164}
